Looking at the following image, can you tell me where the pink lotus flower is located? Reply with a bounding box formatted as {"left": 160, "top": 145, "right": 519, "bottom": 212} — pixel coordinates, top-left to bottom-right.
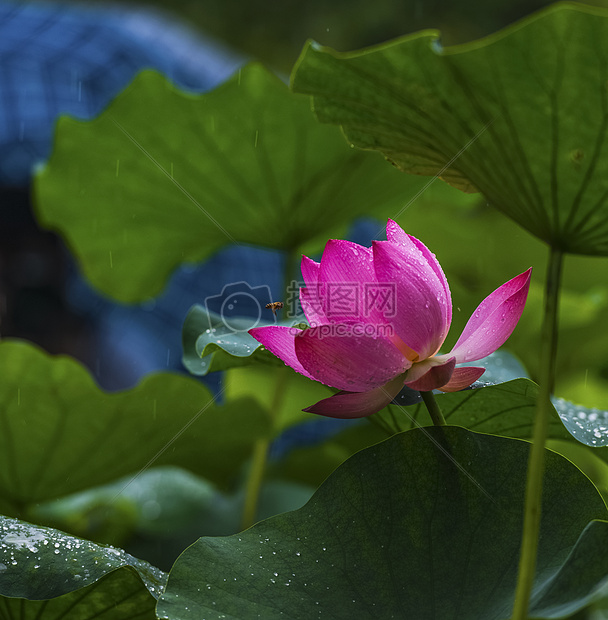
{"left": 249, "top": 220, "right": 531, "bottom": 418}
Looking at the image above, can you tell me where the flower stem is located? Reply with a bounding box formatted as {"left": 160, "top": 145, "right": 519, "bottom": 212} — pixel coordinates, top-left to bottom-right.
{"left": 241, "top": 249, "right": 298, "bottom": 530}
{"left": 512, "top": 247, "right": 563, "bottom": 620}
{"left": 240, "top": 437, "right": 271, "bottom": 530}
{"left": 240, "top": 363, "right": 291, "bottom": 530}
{"left": 420, "top": 390, "right": 446, "bottom": 426}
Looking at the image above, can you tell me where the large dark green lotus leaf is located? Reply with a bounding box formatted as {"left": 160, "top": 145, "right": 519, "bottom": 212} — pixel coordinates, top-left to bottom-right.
{"left": 0, "top": 340, "right": 271, "bottom": 511}
{"left": 0, "top": 516, "right": 165, "bottom": 614}
{"left": 528, "top": 519, "right": 608, "bottom": 618}
{"left": 35, "top": 63, "right": 424, "bottom": 303}
{"left": 157, "top": 427, "right": 608, "bottom": 619}
{"left": 292, "top": 3, "right": 608, "bottom": 256}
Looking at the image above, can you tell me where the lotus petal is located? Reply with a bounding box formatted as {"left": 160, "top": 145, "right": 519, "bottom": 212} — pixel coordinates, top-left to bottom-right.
{"left": 299, "top": 286, "right": 328, "bottom": 326}
{"left": 438, "top": 366, "right": 486, "bottom": 392}
{"left": 386, "top": 220, "right": 451, "bottom": 337}
{"left": 294, "top": 325, "right": 409, "bottom": 392}
{"left": 300, "top": 255, "right": 320, "bottom": 288}
{"left": 373, "top": 239, "right": 448, "bottom": 360}
{"left": 304, "top": 375, "right": 406, "bottom": 418}
{"left": 316, "top": 239, "right": 388, "bottom": 327}
{"left": 248, "top": 325, "right": 315, "bottom": 380}
{"left": 449, "top": 269, "right": 532, "bottom": 363}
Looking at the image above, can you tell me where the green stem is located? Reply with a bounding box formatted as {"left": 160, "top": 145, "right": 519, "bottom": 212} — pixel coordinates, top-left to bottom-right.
{"left": 420, "top": 391, "right": 446, "bottom": 426}
{"left": 240, "top": 437, "right": 271, "bottom": 530}
{"left": 240, "top": 361, "right": 291, "bottom": 530}
{"left": 512, "top": 247, "right": 563, "bottom": 620}
{"left": 240, "top": 249, "right": 299, "bottom": 530}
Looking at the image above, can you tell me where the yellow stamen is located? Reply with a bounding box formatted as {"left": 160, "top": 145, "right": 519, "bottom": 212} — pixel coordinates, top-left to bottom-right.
{"left": 389, "top": 334, "right": 420, "bottom": 363}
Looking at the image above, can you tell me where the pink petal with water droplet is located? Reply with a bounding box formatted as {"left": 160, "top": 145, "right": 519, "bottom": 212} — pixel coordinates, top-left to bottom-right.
{"left": 438, "top": 367, "right": 485, "bottom": 392}
{"left": 404, "top": 357, "right": 456, "bottom": 392}
{"left": 304, "top": 375, "right": 405, "bottom": 418}
{"left": 294, "top": 324, "right": 410, "bottom": 392}
{"left": 317, "top": 239, "right": 388, "bottom": 326}
{"left": 386, "top": 221, "right": 451, "bottom": 335}
{"left": 449, "top": 269, "right": 532, "bottom": 363}
{"left": 386, "top": 219, "right": 410, "bottom": 244}
{"left": 409, "top": 237, "right": 451, "bottom": 346}
{"left": 248, "top": 325, "right": 315, "bottom": 380}
{"left": 373, "top": 239, "right": 448, "bottom": 360}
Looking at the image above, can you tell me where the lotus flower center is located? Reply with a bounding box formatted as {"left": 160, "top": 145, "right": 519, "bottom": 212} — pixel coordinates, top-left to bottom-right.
{"left": 390, "top": 334, "right": 420, "bottom": 364}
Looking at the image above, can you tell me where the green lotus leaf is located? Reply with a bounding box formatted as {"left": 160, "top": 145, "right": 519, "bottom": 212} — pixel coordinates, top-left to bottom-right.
{"left": 292, "top": 3, "right": 608, "bottom": 255}
{"left": 552, "top": 395, "right": 608, "bottom": 448}
{"left": 386, "top": 378, "right": 608, "bottom": 452}
{"left": 0, "top": 340, "right": 271, "bottom": 514}
{"left": 182, "top": 305, "right": 287, "bottom": 376}
{"left": 32, "top": 467, "right": 315, "bottom": 571}
{"left": 158, "top": 427, "right": 608, "bottom": 619}
{"left": 35, "top": 63, "right": 424, "bottom": 302}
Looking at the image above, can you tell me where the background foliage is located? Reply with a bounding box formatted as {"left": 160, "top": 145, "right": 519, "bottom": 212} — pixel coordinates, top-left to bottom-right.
{"left": 2, "top": 1, "right": 608, "bottom": 618}
{"left": 74, "top": 0, "right": 608, "bottom": 73}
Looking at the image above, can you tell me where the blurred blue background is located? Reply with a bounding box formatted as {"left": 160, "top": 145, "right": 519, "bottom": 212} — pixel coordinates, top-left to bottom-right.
{"left": 0, "top": 1, "right": 388, "bottom": 462}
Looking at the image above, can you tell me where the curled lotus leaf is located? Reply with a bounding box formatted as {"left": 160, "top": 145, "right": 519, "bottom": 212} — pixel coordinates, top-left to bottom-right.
{"left": 292, "top": 4, "right": 608, "bottom": 256}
